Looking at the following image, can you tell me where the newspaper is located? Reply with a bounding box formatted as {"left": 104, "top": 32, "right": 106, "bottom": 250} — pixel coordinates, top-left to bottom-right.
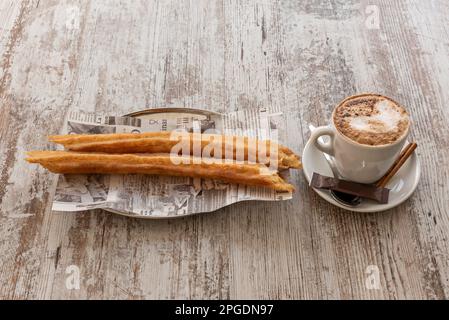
{"left": 52, "top": 108, "right": 292, "bottom": 217}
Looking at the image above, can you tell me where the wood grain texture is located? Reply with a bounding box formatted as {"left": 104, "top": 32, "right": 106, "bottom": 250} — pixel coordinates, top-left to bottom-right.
{"left": 1, "top": 0, "right": 448, "bottom": 299}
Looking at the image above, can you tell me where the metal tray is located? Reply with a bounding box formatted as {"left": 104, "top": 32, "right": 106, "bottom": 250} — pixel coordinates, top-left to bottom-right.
{"left": 101, "top": 107, "right": 290, "bottom": 219}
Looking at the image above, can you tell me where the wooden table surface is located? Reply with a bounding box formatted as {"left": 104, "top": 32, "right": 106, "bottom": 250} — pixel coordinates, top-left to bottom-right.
{"left": 1, "top": 0, "right": 448, "bottom": 300}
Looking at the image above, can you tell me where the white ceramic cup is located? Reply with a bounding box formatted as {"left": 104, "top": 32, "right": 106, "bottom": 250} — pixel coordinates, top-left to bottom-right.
{"left": 310, "top": 96, "right": 410, "bottom": 184}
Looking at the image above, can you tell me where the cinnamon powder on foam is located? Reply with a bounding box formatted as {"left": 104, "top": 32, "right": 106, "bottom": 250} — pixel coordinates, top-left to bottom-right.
{"left": 334, "top": 97, "right": 409, "bottom": 146}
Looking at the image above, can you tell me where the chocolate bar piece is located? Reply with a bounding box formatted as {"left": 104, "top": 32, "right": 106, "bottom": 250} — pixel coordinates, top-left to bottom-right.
{"left": 310, "top": 172, "right": 390, "bottom": 204}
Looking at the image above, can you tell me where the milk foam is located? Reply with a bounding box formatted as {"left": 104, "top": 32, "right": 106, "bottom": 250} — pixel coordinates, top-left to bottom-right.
{"left": 349, "top": 100, "right": 406, "bottom": 133}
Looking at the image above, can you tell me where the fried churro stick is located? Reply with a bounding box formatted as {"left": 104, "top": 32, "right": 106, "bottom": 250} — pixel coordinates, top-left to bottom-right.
{"left": 26, "top": 151, "right": 295, "bottom": 192}
{"left": 49, "top": 132, "right": 301, "bottom": 169}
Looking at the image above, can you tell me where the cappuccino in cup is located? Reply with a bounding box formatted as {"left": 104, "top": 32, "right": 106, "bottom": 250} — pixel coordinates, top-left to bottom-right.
{"left": 310, "top": 94, "right": 411, "bottom": 183}
{"left": 333, "top": 94, "right": 410, "bottom": 146}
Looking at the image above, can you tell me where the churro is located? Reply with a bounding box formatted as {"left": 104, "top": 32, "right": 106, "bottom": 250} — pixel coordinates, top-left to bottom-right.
{"left": 49, "top": 132, "right": 301, "bottom": 169}
{"left": 26, "top": 151, "right": 295, "bottom": 192}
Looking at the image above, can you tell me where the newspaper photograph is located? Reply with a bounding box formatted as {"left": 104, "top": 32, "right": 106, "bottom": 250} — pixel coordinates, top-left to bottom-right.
{"left": 52, "top": 108, "right": 292, "bottom": 217}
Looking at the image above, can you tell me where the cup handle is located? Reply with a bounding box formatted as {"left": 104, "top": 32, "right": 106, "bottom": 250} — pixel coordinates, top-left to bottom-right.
{"left": 310, "top": 126, "right": 335, "bottom": 156}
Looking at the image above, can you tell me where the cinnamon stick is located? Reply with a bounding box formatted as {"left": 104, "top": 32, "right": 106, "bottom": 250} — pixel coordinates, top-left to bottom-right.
{"left": 376, "top": 142, "right": 417, "bottom": 188}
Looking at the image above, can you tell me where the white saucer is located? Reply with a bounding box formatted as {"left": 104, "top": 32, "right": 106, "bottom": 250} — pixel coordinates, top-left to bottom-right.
{"left": 302, "top": 137, "right": 421, "bottom": 212}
